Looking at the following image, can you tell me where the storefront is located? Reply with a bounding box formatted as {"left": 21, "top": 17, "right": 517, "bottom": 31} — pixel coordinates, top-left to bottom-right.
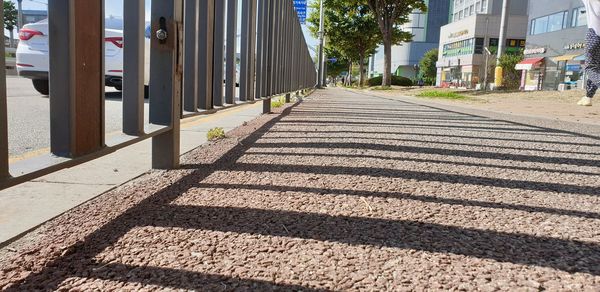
{"left": 516, "top": 57, "right": 544, "bottom": 91}
{"left": 524, "top": 0, "right": 590, "bottom": 91}
{"left": 436, "top": 12, "right": 529, "bottom": 88}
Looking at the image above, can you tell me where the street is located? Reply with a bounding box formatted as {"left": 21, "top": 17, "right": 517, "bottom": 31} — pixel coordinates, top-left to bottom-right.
{"left": 6, "top": 76, "right": 150, "bottom": 159}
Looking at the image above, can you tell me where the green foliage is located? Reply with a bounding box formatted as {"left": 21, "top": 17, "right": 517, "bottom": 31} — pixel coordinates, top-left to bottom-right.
{"left": 367, "top": 75, "right": 413, "bottom": 87}
{"left": 207, "top": 127, "right": 226, "bottom": 141}
{"left": 419, "top": 49, "right": 438, "bottom": 82}
{"left": 3, "top": 1, "right": 17, "bottom": 31}
{"left": 271, "top": 96, "right": 286, "bottom": 108}
{"left": 325, "top": 47, "right": 349, "bottom": 79}
{"left": 416, "top": 90, "right": 468, "bottom": 99}
{"left": 498, "top": 53, "right": 524, "bottom": 90}
{"left": 307, "top": 0, "right": 381, "bottom": 85}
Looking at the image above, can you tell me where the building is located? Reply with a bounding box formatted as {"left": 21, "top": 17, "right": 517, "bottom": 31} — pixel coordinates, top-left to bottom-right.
{"left": 436, "top": 0, "right": 529, "bottom": 88}
{"left": 517, "top": 0, "right": 588, "bottom": 91}
{"left": 368, "top": 0, "right": 450, "bottom": 79}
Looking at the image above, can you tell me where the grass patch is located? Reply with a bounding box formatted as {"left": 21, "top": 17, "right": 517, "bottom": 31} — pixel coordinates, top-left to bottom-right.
{"left": 271, "top": 96, "right": 286, "bottom": 108}
{"left": 417, "top": 90, "right": 468, "bottom": 100}
{"left": 371, "top": 86, "right": 393, "bottom": 91}
{"left": 207, "top": 127, "right": 226, "bottom": 141}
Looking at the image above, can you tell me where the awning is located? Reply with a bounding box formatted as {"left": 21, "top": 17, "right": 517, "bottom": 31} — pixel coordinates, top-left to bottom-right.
{"left": 574, "top": 54, "right": 586, "bottom": 61}
{"left": 553, "top": 54, "right": 579, "bottom": 62}
{"left": 515, "top": 57, "right": 544, "bottom": 70}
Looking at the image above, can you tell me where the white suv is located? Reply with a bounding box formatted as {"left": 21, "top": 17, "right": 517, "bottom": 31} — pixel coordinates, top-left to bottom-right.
{"left": 16, "top": 19, "right": 150, "bottom": 95}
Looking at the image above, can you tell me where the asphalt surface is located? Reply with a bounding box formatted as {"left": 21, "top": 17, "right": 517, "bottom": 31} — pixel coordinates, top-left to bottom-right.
{"left": 6, "top": 76, "right": 149, "bottom": 158}
{"left": 1, "top": 88, "right": 599, "bottom": 290}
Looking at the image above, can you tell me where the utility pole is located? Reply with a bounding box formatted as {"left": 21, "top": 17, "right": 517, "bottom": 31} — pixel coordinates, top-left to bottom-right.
{"left": 17, "top": 0, "right": 23, "bottom": 32}
{"left": 494, "top": 0, "right": 510, "bottom": 88}
{"left": 317, "top": 0, "right": 325, "bottom": 88}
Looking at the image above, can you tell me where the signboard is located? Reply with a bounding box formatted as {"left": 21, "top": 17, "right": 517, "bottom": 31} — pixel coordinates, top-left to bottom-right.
{"left": 294, "top": 0, "right": 307, "bottom": 24}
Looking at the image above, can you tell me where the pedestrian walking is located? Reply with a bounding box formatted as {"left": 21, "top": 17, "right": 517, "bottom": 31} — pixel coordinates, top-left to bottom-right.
{"left": 580, "top": 0, "right": 600, "bottom": 106}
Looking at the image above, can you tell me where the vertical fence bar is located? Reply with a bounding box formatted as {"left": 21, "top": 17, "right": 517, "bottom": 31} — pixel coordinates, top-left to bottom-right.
{"left": 0, "top": 4, "right": 8, "bottom": 179}
{"left": 197, "top": 0, "right": 215, "bottom": 110}
{"left": 225, "top": 0, "right": 237, "bottom": 104}
{"left": 49, "top": 0, "right": 105, "bottom": 158}
{"left": 239, "top": 0, "right": 251, "bottom": 101}
{"left": 183, "top": 0, "right": 199, "bottom": 112}
{"left": 150, "top": 0, "right": 183, "bottom": 169}
{"left": 212, "top": 0, "right": 226, "bottom": 107}
{"left": 253, "top": 0, "right": 264, "bottom": 100}
{"left": 247, "top": 0, "right": 257, "bottom": 101}
{"left": 123, "top": 0, "right": 145, "bottom": 135}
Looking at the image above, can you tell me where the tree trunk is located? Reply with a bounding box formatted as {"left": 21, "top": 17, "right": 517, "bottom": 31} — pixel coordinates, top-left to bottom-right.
{"left": 9, "top": 30, "right": 14, "bottom": 48}
{"left": 358, "top": 55, "right": 365, "bottom": 87}
{"left": 382, "top": 37, "right": 392, "bottom": 87}
{"left": 347, "top": 61, "right": 353, "bottom": 86}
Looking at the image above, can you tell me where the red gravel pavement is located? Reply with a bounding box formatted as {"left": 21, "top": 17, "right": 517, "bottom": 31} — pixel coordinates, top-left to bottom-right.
{"left": 1, "top": 88, "right": 600, "bottom": 290}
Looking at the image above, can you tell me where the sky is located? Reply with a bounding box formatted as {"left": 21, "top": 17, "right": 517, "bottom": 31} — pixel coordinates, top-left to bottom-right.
{"left": 9, "top": 0, "right": 319, "bottom": 55}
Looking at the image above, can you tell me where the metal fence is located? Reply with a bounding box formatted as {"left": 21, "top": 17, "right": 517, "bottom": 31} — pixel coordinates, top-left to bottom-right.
{"left": 0, "top": 0, "right": 317, "bottom": 190}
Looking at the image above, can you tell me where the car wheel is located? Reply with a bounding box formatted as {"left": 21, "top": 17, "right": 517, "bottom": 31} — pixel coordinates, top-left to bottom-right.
{"left": 32, "top": 79, "right": 49, "bottom": 96}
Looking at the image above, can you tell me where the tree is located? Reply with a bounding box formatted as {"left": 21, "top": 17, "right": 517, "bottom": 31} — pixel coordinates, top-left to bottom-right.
{"left": 365, "top": 0, "right": 427, "bottom": 87}
{"left": 307, "top": 0, "right": 381, "bottom": 86}
{"left": 3, "top": 1, "right": 18, "bottom": 48}
{"left": 324, "top": 47, "right": 349, "bottom": 85}
{"left": 498, "top": 52, "right": 523, "bottom": 90}
{"left": 419, "top": 48, "right": 438, "bottom": 85}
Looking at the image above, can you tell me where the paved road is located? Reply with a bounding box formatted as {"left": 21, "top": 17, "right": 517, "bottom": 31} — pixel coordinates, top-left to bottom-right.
{"left": 6, "top": 76, "right": 149, "bottom": 158}
{"left": 2, "top": 88, "right": 599, "bottom": 290}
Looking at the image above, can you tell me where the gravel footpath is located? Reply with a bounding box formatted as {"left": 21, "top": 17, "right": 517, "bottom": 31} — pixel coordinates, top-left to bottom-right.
{"left": 1, "top": 88, "right": 600, "bottom": 291}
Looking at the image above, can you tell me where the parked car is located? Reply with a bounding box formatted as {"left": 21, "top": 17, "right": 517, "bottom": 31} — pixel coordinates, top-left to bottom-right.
{"left": 16, "top": 19, "right": 150, "bottom": 95}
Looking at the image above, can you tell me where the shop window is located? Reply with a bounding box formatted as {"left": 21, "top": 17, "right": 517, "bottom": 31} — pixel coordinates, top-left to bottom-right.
{"left": 474, "top": 38, "right": 484, "bottom": 54}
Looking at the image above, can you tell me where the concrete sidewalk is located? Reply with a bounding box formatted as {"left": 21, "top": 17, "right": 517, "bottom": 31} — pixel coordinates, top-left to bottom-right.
{"left": 1, "top": 88, "right": 598, "bottom": 290}
{"left": 0, "top": 101, "right": 263, "bottom": 245}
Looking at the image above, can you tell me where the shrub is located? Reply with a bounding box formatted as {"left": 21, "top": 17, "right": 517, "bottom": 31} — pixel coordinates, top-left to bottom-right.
{"left": 367, "top": 75, "right": 413, "bottom": 87}
{"left": 271, "top": 96, "right": 286, "bottom": 108}
{"left": 207, "top": 127, "right": 226, "bottom": 141}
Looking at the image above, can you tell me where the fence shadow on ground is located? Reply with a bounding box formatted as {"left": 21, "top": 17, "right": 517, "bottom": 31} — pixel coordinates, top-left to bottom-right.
{"left": 5, "top": 94, "right": 600, "bottom": 290}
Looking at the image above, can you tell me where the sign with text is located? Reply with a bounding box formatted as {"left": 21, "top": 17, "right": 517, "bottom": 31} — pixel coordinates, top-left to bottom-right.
{"left": 294, "top": 0, "right": 307, "bottom": 24}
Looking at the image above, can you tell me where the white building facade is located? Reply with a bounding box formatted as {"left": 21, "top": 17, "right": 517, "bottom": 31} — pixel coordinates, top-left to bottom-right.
{"left": 436, "top": 0, "right": 529, "bottom": 88}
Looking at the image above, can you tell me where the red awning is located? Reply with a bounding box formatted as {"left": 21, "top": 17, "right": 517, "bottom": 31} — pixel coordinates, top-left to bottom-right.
{"left": 515, "top": 57, "right": 544, "bottom": 70}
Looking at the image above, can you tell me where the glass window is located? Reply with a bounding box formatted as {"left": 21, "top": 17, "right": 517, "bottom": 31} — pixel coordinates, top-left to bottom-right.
{"left": 530, "top": 11, "right": 568, "bottom": 35}
{"left": 572, "top": 7, "right": 587, "bottom": 27}
{"left": 548, "top": 12, "right": 566, "bottom": 32}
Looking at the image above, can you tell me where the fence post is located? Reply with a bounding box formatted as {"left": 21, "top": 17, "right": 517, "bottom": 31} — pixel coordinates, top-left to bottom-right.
{"left": 263, "top": 98, "right": 271, "bottom": 114}
{"left": 197, "top": 0, "right": 215, "bottom": 110}
{"left": 149, "top": 0, "right": 183, "bottom": 169}
{"left": 183, "top": 0, "right": 199, "bottom": 112}
{"left": 0, "top": 4, "right": 8, "bottom": 180}
{"left": 225, "top": 0, "right": 237, "bottom": 104}
{"left": 123, "top": 0, "right": 145, "bottom": 136}
{"left": 49, "top": 0, "right": 105, "bottom": 158}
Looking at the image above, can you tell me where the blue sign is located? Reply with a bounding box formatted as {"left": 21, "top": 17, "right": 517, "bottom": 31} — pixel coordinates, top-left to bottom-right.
{"left": 294, "top": 0, "right": 307, "bottom": 24}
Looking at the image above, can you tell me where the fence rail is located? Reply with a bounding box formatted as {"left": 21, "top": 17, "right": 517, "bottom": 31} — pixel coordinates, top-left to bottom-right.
{"left": 0, "top": 0, "right": 317, "bottom": 190}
